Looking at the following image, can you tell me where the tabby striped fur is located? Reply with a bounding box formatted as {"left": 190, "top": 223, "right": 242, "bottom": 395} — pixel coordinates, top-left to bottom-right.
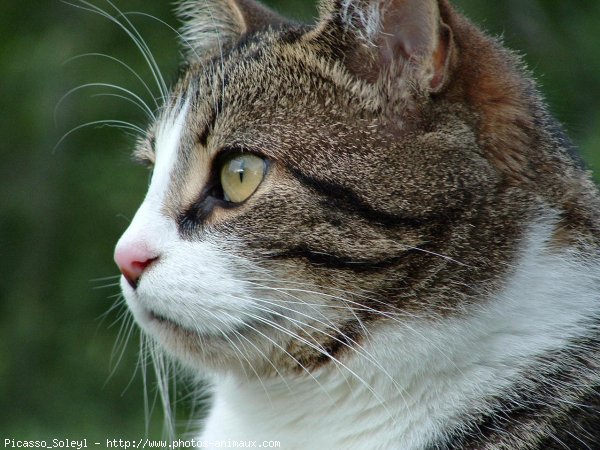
{"left": 115, "top": 0, "right": 600, "bottom": 448}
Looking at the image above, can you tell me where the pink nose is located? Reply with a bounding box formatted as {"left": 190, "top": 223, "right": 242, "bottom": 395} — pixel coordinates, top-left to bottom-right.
{"left": 114, "top": 242, "right": 158, "bottom": 289}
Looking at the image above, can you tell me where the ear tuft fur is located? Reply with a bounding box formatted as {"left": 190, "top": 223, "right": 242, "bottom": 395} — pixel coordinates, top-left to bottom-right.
{"left": 317, "top": 0, "right": 454, "bottom": 92}
{"left": 177, "top": 0, "right": 245, "bottom": 60}
{"left": 338, "top": 0, "right": 383, "bottom": 46}
{"left": 177, "top": 0, "right": 289, "bottom": 62}
{"left": 339, "top": 0, "right": 382, "bottom": 47}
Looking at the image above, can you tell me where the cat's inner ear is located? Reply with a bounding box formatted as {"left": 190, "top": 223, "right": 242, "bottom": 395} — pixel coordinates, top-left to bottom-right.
{"left": 177, "top": 0, "right": 289, "bottom": 61}
{"left": 318, "top": 0, "right": 454, "bottom": 92}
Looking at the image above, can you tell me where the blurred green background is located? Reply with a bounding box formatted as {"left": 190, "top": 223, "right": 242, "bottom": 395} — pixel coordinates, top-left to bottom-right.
{"left": 1, "top": 0, "right": 598, "bottom": 442}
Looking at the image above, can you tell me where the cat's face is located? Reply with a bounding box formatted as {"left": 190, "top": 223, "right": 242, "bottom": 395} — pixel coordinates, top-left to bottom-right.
{"left": 114, "top": 0, "right": 587, "bottom": 375}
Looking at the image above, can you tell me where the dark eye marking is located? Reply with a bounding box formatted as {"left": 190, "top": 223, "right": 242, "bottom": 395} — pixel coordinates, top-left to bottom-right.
{"left": 287, "top": 167, "right": 427, "bottom": 229}
{"left": 177, "top": 147, "right": 269, "bottom": 232}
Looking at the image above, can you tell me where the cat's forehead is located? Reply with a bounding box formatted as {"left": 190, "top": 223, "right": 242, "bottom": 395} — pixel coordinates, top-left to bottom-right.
{"left": 175, "top": 28, "right": 378, "bottom": 124}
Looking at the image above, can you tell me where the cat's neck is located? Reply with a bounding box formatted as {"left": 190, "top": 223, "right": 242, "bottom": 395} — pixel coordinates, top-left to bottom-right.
{"left": 200, "top": 368, "right": 436, "bottom": 449}
{"left": 199, "top": 220, "right": 600, "bottom": 449}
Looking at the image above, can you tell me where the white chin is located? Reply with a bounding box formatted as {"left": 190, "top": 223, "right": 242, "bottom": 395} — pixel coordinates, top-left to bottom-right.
{"left": 125, "top": 295, "right": 276, "bottom": 374}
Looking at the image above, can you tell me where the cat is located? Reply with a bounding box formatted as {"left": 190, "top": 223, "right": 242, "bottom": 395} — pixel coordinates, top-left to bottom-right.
{"left": 113, "top": 0, "right": 600, "bottom": 448}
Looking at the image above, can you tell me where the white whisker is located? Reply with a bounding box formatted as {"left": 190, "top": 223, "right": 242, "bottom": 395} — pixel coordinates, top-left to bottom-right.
{"left": 66, "top": 0, "right": 168, "bottom": 101}
{"left": 55, "top": 82, "right": 154, "bottom": 122}
{"left": 63, "top": 52, "right": 160, "bottom": 109}
{"left": 55, "top": 119, "right": 145, "bottom": 150}
{"left": 230, "top": 306, "right": 392, "bottom": 418}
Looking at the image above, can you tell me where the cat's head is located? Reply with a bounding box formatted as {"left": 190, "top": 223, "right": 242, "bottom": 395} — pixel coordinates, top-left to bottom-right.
{"left": 114, "top": 0, "right": 594, "bottom": 375}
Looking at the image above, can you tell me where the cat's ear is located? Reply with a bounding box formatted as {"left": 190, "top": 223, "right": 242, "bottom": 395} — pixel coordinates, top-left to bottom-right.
{"left": 314, "top": 0, "right": 454, "bottom": 92}
{"left": 177, "top": 0, "right": 288, "bottom": 61}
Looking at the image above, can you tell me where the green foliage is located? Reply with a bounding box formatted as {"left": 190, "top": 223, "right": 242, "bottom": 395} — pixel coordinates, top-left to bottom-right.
{"left": 0, "top": 0, "right": 597, "bottom": 441}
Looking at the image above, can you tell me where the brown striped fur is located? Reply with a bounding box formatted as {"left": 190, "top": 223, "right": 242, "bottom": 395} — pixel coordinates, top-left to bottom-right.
{"left": 123, "top": 0, "right": 600, "bottom": 447}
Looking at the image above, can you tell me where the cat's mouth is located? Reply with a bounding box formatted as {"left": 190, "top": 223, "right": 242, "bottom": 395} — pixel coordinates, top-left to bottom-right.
{"left": 141, "top": 305, "right": 249, "bottom": 340}
{"left": 148, "top": 310, "right": 177, "bottom": 326}
{"left": 143, "top": 307, "right": 199, "bottom": 337}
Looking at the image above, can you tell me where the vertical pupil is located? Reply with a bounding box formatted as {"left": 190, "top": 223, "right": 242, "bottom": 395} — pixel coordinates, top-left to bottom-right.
{"left": 237, "top": 158, "right": 245, "bottom": 183}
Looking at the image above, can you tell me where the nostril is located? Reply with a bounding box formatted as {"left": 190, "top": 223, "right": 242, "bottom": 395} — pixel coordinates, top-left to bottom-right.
{"left": 114, "top": 243, "right": 159, "bottom": 289}
{"left": 131, "top": 258, "right": 156, "bottom": 273}
{"left": 121, "top": 257, "right": 158, "bottom": 289}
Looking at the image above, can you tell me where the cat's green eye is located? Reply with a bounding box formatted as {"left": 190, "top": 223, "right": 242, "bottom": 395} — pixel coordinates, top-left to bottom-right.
{"left": 220, "top": 153, "right": 266, "bottom": 203}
